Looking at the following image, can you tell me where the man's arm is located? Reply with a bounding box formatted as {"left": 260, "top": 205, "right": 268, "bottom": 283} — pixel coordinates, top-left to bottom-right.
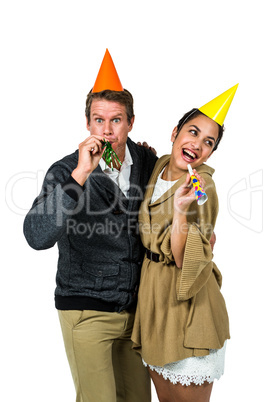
{"left": 23, "top": 133, "right": 107, "bottom": 250}
{"left": 23, "top": 161, "right": 80, "bottom": 250}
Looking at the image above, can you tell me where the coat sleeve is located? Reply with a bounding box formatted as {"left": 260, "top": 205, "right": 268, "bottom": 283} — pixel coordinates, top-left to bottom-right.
{"left": 176, "top": 176, "right": 221, "bottom": 301}
{"left": 159, "top": 225, "right": 175, "bottom": 264}
{"left": 23, "top": 161, "right": 84, "bottom": 250}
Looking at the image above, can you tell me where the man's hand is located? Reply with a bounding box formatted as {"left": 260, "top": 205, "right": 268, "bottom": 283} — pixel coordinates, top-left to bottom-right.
{"left": 71, "top": 135, "right": 105, "bottom": 186}
{"left": 210, "top": 231, "right": 216, "bottom": 252}
{"left": 137, "top": 141, "right": 157, "bottom": 156}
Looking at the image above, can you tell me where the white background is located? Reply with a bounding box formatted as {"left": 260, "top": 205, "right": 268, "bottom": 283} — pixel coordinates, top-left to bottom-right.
{"left": 1, "top": 1, "right": 267, "bottom": 401}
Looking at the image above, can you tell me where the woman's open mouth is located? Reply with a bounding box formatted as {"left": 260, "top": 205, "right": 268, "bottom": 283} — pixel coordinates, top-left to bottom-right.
{"left": 182, "top": 148, "right": 198, "bottom": 163}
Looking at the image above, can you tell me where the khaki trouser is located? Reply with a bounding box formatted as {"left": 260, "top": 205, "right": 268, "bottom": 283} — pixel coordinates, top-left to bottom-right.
{"left": 58, "top": 309, "right": 151, "bottom": 402}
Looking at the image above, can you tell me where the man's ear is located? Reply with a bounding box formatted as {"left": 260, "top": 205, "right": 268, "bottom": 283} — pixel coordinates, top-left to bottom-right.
{"left": 128, "top": 115, "right": 135, "bottom": 132}
{"left": 171, "top": 126, "right": 178, "bottom": 143}
{"left": 86, "top": 116, "right": 90, "bottom": 131}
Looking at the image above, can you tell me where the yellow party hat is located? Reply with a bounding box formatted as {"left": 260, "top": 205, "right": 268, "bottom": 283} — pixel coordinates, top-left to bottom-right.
{"left": 92, "top": 49, "right": 124, "bottom": 93}
{"left": 199, "top": 84, "right": 238, "bottom": 126}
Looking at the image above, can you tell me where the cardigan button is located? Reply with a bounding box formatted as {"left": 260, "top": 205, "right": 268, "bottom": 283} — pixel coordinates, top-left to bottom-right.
{"left": 112, "top": 210, "right": 124, "bottom": 215}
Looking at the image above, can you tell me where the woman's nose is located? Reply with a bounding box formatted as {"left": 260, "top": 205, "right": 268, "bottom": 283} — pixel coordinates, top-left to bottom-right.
{"left": 190, "top": 140, "right": 200, "bottom": 150}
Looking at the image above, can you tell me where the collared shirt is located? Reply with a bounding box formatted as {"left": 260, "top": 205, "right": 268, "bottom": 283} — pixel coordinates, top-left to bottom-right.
{"left": 99, "top": 144, "right": 133, "bottom": 197}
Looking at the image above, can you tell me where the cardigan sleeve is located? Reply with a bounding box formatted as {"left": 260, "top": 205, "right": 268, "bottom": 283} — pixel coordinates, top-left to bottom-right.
{"left": 23, "top": 161, "right": 83, "bottom": 250}
{"left": 176, "top": 175, "right": 220, "bottom": 301}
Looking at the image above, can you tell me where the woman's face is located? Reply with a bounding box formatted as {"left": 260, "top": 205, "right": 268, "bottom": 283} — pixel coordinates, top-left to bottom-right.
{"left": 170, "top": 114, "right": 219, "bottom": 173}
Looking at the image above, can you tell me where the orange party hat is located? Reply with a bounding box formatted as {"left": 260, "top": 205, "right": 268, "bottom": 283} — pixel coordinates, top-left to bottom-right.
{"left": 92, "top": 49, "right": 124, "bottom": 93}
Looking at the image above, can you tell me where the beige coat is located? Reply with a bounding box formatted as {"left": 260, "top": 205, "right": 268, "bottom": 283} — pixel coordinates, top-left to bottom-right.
{"left": 132, "top": 155, "right": 230, "bottom": 367}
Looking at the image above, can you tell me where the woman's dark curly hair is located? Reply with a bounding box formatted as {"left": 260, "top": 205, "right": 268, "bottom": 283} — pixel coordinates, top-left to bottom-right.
{"left": 175, "top": 108, "right": 224, "bottom": 151}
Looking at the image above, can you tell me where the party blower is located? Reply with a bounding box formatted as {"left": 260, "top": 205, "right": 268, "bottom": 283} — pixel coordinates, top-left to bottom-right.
{"left": 187, "top": 164, "right": 208, "bottom": 205}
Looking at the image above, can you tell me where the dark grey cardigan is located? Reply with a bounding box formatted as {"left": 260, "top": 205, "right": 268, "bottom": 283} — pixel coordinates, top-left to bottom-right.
{"left": 23, "top": 137, "right": 157, "bottom": 312}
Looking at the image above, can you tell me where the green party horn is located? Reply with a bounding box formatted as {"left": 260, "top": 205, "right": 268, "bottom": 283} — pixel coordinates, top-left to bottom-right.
{"left": 101, "top": 140, "right": 122, "bottom": 171}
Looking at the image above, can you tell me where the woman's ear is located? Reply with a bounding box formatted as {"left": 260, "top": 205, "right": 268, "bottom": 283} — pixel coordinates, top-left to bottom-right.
{"left": 207, "top": 150, "right": 214, "bottom": 160}
{"left": 171, "top": 126, "right": 178, "bottom": 143}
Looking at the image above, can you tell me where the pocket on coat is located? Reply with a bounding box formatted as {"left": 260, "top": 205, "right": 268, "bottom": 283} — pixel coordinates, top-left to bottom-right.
{"left": 82, "top": 262, "right": 120, "bottom": 291}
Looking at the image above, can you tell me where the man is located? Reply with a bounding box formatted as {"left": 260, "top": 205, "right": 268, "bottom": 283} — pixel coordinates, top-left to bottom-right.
{"left": 23, "top": 50, "right": 157, "bottom": 402}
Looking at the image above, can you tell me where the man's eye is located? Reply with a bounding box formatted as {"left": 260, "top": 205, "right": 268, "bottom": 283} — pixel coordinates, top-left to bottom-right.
{"left": 96, "top": 118, "right": 103, "bottom": 123}
{"left": 113, "top": 118, "right": 120, "bottom": 123}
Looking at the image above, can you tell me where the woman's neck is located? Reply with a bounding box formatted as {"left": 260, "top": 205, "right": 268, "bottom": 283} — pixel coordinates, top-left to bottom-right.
{"left": 162, "top": 162, "right": 186, "bottom": 181}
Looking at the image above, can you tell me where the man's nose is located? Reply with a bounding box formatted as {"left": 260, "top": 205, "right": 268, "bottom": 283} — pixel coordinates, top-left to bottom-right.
{"left": 103, "top": 121, "right": 112, "bottom": 135}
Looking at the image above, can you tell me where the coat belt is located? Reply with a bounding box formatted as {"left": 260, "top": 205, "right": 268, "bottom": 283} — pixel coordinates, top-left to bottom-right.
{"left": 145, "top": 248, "right": 160, "bottom": 262}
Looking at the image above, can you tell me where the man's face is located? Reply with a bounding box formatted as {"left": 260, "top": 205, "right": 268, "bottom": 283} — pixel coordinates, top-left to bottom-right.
{"left": 87, "top": 99, "right": 134, "bottom": 158}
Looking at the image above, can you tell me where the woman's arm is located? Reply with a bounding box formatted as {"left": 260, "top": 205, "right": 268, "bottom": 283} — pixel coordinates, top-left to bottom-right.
{"left": 171, "top": 172, "right": 200, "bottom": 267}
{"left": 175, "top": 172, "right": 219, "bottom": 300}
{"left": 171, "top": 209, "right": 188, "bottom": 268}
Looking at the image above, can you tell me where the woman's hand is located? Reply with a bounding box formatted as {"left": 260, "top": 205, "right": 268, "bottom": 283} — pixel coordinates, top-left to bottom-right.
{"left": 174, "top": 170, "right": 205, "bottom": 213}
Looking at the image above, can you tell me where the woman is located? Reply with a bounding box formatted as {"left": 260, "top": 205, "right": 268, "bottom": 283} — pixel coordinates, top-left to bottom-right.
{"left": 132, "top": 85, "right": 238, "bottom": 402}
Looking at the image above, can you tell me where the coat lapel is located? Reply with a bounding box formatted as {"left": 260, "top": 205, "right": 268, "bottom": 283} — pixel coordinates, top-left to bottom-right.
{"left": 146, "top": 155, "right": 186, "bottom": 207}
{"left": 128, "top": 139, "right": 141, "bottom": 194}
{"left": 146, "top": 158, "right": 214, "bottom": 208}
{"left": 88, "top": 164, "right": 120, "bottom": 195}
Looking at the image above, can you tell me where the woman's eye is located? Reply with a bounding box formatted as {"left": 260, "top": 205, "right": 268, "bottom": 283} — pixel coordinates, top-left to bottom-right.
{"left": 205, "top": 140, "right": 213, "bottom": 147}
{"left": 190, "top": 130, "right": 197, "bottom": 135}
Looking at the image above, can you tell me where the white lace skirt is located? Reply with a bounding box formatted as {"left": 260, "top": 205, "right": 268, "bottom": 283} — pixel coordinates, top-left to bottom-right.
{"left": 143, "top": 341, "right": 227, "bottom": 386}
